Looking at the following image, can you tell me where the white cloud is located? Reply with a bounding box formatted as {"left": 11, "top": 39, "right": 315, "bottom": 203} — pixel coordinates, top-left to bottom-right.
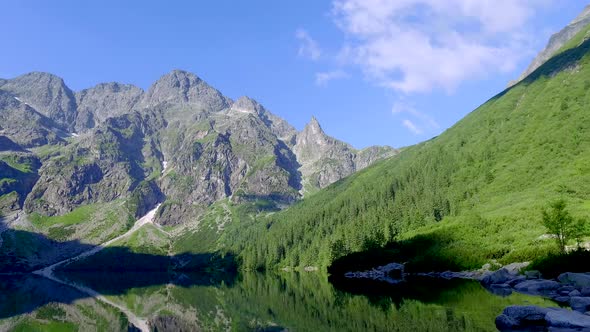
{"left": 315, "top": 70, "right": 349, "bottom": 86}
{"left": 393, "top": 99, "right": 439, "bottom": 135}
{"left": 296, "top": 29, "right": 322, "bottom": 60}
{"left": 402, "top": 119, "right": 423, "bottom": 135}
{"left": 331, "top": 0, "right": 552, "bottom": 93}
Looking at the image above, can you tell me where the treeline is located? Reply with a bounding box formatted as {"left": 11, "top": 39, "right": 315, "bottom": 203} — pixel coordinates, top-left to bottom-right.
{"left": 220, "top": 34, "right": 590, "bottom": 271}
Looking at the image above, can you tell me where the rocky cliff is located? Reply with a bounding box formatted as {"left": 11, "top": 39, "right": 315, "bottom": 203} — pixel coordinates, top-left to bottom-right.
{"left": 0, "top": 70, "right": 396, "bottom": 229}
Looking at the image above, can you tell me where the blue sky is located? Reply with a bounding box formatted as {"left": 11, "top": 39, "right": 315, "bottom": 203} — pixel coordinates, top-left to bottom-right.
{"left": 0, "top": 1, "right": 587, "bottom": 148}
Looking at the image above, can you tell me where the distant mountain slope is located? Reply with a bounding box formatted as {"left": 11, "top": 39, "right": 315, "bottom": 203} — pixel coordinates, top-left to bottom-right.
{"left": 509, "top": 4, "right": 590, "bottom": 86}
{"left": 226, "top": 19, "right": 590, "bottom": 271}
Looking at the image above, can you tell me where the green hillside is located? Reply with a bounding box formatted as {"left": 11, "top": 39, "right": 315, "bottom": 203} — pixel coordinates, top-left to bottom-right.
{"left": 221, "top": 25, "right": 590, "bottom": 271}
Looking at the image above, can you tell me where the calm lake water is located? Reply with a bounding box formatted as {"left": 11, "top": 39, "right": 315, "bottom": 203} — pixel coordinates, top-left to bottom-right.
{"left": 0, "top": 272, "right": 558, "bottom": 332}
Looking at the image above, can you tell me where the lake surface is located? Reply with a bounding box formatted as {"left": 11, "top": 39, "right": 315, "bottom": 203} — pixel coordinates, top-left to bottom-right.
{"left": 0, "top": 272, "right": 558, "bottom": 332}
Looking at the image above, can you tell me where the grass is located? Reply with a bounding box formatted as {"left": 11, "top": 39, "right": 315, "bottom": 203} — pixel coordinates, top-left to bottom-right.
{"left": 0, "top": 178, "right": 17, "bottom": 186}
{"left": 0, "top": 155, "right": 35, "bottom": 173}
{"left": 29, "top": 204, "right": 100, "bottom": 228}
{"left": 112, "top": 223, "right": 170, "bottom": 255}
{"left": 173, "top": 201, "right": 231, "bottom": 254}
{"left": 11, "top": 318, "right": 76, "bottom": 332}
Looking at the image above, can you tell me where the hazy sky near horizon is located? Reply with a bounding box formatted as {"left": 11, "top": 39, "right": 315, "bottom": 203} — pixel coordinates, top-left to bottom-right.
{"left": 1, "top": 1, "right": 587, "bottom": 148}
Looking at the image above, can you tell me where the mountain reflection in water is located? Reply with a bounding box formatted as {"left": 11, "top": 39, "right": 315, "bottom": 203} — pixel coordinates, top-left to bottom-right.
{"left": 0, "top": 271, "right": 559, "bottom": 332}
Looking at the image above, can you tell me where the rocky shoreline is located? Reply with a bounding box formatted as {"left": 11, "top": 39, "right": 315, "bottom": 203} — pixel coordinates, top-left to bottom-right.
{"left": 345, "top": 263, "right": 590, "bottom": 330}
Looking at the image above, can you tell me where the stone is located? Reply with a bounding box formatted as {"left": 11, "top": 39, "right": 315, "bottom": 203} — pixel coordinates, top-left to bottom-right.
{"left": 501, "top": 305, "right": 550, "bottom": 325}
{"left": 558, "top": 286, "right": 577, "bottom": 293}
{"left": 569, "top": 290, "right": 582, "bottom": 297}
{"left": 481, "top": 268, "right": 514, "bottom": 285}
{"left": 545, "top": 308, "right": 590, "bottom": 329}
{"left": 558, "top": 273, "right": 590, "bottom": 288}
{"left": 495, "top": 314, "right": 520, "bottom": 330}
{"left": 503, "top": 262, "right": 530, "bottom": 274}
{"left": 489, "top": 285, "right": 513, "bottom": 297}
{"left": 552, "top": 296, "right": 571, "bottom": 304}
{"left": 526, "top": 270, "right": 542, "bottom": 279}
{"left": 582, "top": 287, "right": 590, "bottom": 297}
{"left": 514, "top": 280, "right": 561, "bottom": 294}
{"left": 507, "top": 276, "right": 527, "bottom": 287}
{"left": 569, "top": 297, "right": 590, "bottom": 313}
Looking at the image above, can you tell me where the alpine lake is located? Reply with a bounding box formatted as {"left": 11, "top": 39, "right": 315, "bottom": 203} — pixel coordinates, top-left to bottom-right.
{"left": 0, "top": 270, "right": 559, "bottom": 332}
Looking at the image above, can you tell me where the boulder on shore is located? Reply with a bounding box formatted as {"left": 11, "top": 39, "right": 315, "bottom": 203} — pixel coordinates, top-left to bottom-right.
{"left": 558, "top": 273, "right": 590, "bottom": 288}
{"left": 481, "top": 268, "right": 514, "bottom": 286}
{"left": 514, "top": 279, "right": 561, "bottom": 294}
{"left": 545, "top": 308, "right": 590, "bottom": 329}
{"left": 496, "top": 306, "right": 590, "bottom": 331}
{"left": 569, "top": 296, "right": 590, "bottom": 313}
{"left": 495, "top": 306, "right": 549, "bottom": 330}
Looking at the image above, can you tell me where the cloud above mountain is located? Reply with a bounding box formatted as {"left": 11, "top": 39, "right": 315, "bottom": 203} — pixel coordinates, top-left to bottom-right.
{"left": 330, "top": 0, "right": 552, "bottom": 93}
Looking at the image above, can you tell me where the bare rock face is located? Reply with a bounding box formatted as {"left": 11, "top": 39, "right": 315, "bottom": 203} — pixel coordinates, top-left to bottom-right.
{"left": 141, "top": 70, "right": 231, "bottom": 112}
{"left": 24, "top": 111, "right": 165, "bottom": 216}
{"left": 294, "top": 116, "right": 397, "bottom": 192}
{"left": 157, "top": 109, "right": 301, "bottom": 225}
{"left": 0, "top": 72, "right": 78, "bottom": 131}
{"left": 74, "top": 82, "right": 143, "bottom": 131}
{"left": 2, "top": 69, "right": 395, "bottom": 228}
{"left": 510, "top": 5, "right": 590, "bottom": 86}
{"left": 0, "top": 90, "right": 64, "bottom": 147}
{"left": 231, "top": 96, "right": 297, "bottom": 141}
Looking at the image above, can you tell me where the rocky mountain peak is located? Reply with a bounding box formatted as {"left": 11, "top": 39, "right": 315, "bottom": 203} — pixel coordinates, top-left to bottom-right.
{"left": 141, "top": 69, "right": 231, "bottom": 111}
{"left": 0, "top": 72, "right": 77, "bottom": 130}
{"left": 74, "top": 82, "right": 144, "bottom": 131}
{"left": 0, "top": 69, "right": 396, "bottom": 221}
{"left": 303, "top": 116, "right": 326, "bottom": 138}
{"left": 231, "top": 96, "right": 263, "bottom": 115}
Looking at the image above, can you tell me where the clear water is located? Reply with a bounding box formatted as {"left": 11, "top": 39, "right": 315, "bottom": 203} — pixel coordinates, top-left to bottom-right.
{"left": 0, "top": 272, "right": 558, "bottom": 332}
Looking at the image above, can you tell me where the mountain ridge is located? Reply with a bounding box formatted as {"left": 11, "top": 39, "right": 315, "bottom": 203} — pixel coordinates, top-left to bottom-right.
{"left": 0, "top": 68, "right": 397, "bottom": 271}
{"left": 510, "top": 4, "right": 590, "bottom": 86}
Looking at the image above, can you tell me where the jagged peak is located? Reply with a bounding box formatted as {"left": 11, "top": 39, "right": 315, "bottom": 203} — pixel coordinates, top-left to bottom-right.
{"left": 231, "top": 96, "right": 264, "bottom": 114}
{"left": 304, "top": 116, "right": 324, "bottom": 136}
{"left": 142, "top": 69, "right": 231, "bottom": 111}
{"left": 78, "top": 82, "right": 144, "bottom": 94}
{"left": 150, "top": 69, "right": 203, "bottom": 88}
{"left": 5, "top": 72, "right": 71, "bottom": 91}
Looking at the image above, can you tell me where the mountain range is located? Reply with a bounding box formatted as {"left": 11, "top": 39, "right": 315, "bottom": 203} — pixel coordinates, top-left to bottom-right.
{"left": 2, "top": 5, "right": 590, "bottom": 274}
{"left": 0, "top": 70, "right": 395, "bottom": 271}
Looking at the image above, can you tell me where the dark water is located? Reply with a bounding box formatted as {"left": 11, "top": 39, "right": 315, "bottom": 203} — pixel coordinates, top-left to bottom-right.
{"left": 0, "top": 272, "right": 558, "bottom": 332}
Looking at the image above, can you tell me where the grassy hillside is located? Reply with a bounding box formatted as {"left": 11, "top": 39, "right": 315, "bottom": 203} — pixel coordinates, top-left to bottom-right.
{"left": 220, "top": 25, "right": 590, "bottom": 271}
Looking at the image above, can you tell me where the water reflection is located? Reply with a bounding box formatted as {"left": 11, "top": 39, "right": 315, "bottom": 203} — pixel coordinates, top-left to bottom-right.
{"left": 0, "top": 272, "right": 558, "bottom": 332}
